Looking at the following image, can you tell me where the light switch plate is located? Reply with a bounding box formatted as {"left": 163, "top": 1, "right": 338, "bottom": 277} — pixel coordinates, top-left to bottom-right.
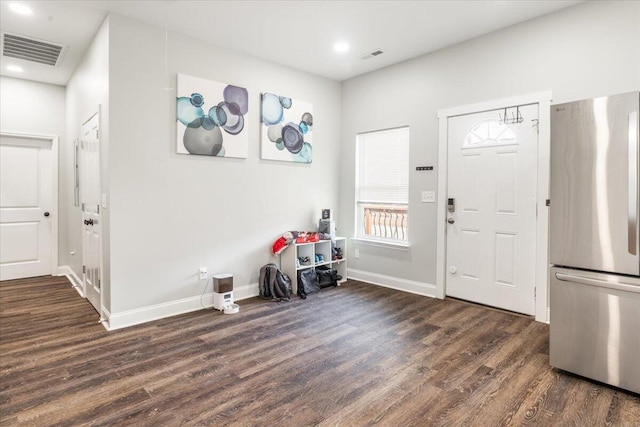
{"left": 422, "top": 191, "right": 436, "bottom": 203}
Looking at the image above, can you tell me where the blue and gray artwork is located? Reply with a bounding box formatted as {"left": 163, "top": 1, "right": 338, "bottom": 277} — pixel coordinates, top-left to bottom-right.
{"left": 260, "top": 92, "right": 313, "bottom": 163}
{"left": 176, "top": 74, "right": 249, "bottom": 158}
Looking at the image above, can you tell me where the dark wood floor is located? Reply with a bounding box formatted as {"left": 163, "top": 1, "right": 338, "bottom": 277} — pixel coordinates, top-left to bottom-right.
{"left": 1, "top": 276, "right": 639, "bottom": 426}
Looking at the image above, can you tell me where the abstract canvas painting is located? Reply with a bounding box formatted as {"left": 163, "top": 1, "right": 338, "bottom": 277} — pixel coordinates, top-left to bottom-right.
{"left": 260, "top": 92, "right": 313, "bottom": 163}
{"left": 176, "top": 73, "right": 249, "bottom": 158}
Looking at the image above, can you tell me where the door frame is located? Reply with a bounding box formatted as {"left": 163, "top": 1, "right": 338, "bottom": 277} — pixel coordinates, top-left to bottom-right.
{"left": 0, "top": 130, "right": 59, "bottom": 278}
{"left": 436, "top": 91, "right": 552, "bottom": 323}
{"left": 80, "top": 108, "right": 104, "bottom": 319}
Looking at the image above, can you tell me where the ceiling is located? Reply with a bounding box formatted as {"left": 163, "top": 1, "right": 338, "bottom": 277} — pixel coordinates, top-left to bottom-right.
{"left": 0, "top": 0, "right": 583, "bottom": 86}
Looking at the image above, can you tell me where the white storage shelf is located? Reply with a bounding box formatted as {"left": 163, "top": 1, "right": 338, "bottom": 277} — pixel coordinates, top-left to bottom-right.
{"left": 281, "top": 237, "right": 347, "bottom": 295}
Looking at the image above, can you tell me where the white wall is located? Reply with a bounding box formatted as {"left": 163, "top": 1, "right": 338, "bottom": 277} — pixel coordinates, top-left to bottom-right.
{"left": 340, "top": 1, "right": 640, "bottom": 291}
{"left": 65, "top": 16, "right": 110, "bottom": 309}
{"left": 0, "top": 77, "right": 65, "bottom": 134}
{"left": 0, "top": 76, "right": 67, "bottom": 264}
{"left": 106, "top": 14, "right": 341, "bottom": 318}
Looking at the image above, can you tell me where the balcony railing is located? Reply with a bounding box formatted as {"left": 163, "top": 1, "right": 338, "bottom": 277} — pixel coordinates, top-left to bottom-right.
{"left": 360, "top": 203, "right": 408, "bottom": 241}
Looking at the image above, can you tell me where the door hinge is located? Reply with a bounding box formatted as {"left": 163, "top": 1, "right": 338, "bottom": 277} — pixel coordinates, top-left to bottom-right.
{"left": 534, "top": 287, "right": 537, "bottom": 298}
{"left": 96, "top": 130, "right": 99, "bottom": 139}
{"left": 536, "top": 203, "right": 538, "bottom": 217}
{"left": 82, "top": 265, "right": 86, "bottom": 274}
{"left": 97, "top": 204, "right": 100, "bottom": 214}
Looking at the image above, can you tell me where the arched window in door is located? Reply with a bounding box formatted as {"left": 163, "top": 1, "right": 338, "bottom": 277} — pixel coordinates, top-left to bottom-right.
{"left": 463, "top": 120, "right": 516, "bottom": 149}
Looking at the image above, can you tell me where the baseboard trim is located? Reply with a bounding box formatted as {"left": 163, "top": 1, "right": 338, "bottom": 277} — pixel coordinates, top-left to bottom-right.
{"left": 101, "top": 308, "right": 111, "bottom": 330}
{"left": 57, "top": 265, "right": 84, "bottom": 297}
{"left": 58, "top": 268, "right": 437, "bottom": 330}
{"left": 106, "top": 282, "right": 260, "bottom": 330}
{"left": 347, "top": 268, "right": 437, "bottom": 298}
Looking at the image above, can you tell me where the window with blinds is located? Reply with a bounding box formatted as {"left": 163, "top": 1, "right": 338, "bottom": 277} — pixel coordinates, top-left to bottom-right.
{"left": 355, "top": 126, "right": 409, "bottom": 243}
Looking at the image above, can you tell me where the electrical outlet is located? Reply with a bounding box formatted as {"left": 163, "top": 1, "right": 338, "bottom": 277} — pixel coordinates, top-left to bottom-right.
{"left": 199, "top": 267, "right": 208, "bottom": 280}
{"left": 354, "top": 249, "right": 360, "bottom": 259}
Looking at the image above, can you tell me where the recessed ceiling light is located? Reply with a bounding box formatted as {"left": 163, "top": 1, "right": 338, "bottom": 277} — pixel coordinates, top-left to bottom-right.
{"left": 334, "top": 42, "right": 350, "bottom": 53}
{"left": 6, "top": 65, "right": 24, "bottom": 73}
{"left": 9, "top": 3, "right": 33, "bottom": 16}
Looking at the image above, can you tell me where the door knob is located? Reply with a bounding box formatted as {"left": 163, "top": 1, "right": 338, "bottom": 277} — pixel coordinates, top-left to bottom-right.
{"left": 44, "top": 212, "right": 50, "bottom": 217}
{"left": 447, "top": 218, "right": 455, "bottom": 224}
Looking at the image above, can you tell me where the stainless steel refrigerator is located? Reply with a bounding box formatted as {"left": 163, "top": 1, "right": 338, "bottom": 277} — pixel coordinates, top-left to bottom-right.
{"left": 549, "top": 91, "right": 640, "bottom": 394}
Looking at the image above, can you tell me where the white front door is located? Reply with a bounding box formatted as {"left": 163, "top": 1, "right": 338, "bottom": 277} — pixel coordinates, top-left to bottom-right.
{"left": 80, "top": 113, "right": 102, "bottom": 313}
{"left": 0, "top": 135, "right": 54, "bottom": 280}
{"left": 446, "top": 104, "right": 538, "bottom": 315}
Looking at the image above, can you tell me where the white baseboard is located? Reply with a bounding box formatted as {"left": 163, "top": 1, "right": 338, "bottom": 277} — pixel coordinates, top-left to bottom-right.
{"left": 347, "top": 268, "right": 437, "bottom": 298}
{"left": 57, "top": 265, "right": 84, "bottom": 297}
{"left": 106, "top": 282, "right": 260, "bottom": 331}
{"left": 59, "top": 267, "right": 436, "bottom": 330}
{"left": 100, "top": 308, "right": 111, "bottom": 330}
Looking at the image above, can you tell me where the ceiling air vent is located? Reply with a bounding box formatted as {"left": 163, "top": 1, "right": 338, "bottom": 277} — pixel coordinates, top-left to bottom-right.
{"left": 2, "top": 33, "right": 66, "bottom": 67}
{"left": 360, "top": 49, "right": 384, "bottom": 60}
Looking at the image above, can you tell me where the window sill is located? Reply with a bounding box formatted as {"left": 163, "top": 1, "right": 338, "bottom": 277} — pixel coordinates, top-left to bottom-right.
{"left": 350, "top": 237, "right": 410, "bottom": 251}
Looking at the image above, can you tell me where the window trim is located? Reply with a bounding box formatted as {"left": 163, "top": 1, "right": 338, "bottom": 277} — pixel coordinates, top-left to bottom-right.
{"left": 350, "top": 237, "right": 410, "bottom": 250}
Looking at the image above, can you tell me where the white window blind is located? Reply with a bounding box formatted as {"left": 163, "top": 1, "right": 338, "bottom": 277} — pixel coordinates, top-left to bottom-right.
{"left": 356, "top": 127, "right": 409, "bottom": 204}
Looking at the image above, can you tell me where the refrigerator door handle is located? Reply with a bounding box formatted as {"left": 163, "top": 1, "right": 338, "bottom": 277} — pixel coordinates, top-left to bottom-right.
{"left": 555, "top": 272, "right": 640, "bottom": 294}
{"left": 630, "top": 111, "right": 638, "bottom": 255}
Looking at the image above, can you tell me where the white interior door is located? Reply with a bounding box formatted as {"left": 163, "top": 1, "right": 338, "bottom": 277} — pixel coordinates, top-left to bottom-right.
{"left": 80, "top": 113, "right": 102, "bottom": 313}
{"left": 446, "top": 104, "right": 538, "bottom": 315}
{"left": 0, "top": 135, "right": 54, "bottom": 280}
